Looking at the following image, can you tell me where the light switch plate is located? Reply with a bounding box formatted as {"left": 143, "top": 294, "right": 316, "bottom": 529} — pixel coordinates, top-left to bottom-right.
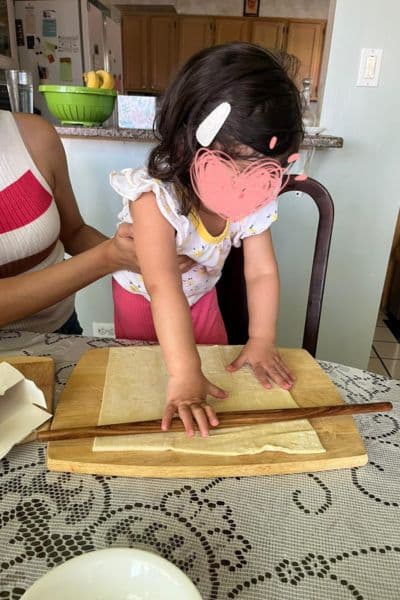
{"left": 357, "top": 48, "right": 383, "bottom": 87}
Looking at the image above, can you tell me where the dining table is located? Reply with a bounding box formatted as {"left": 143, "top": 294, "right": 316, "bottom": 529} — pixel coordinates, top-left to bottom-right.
{"left": 0, "top": 329, "right": 399, "bottom": 600}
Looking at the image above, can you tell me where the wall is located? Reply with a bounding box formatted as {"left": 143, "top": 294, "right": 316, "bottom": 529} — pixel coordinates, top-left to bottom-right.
{"left": 110, "top": 0, "right": 330, "bottom": 18}
{"left": 62, "top": 137, "right": 155, "bottom": 336}
{"left": 274, "top": 0, "right": 399, "bottom": 368}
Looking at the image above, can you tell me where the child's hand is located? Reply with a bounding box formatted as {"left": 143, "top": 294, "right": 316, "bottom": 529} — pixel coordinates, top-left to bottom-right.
{"left": 227, "top": 339, "right": 295, "bottom": 390}
{"left": 162, "top": 372, "right": 227, "bottom": 437}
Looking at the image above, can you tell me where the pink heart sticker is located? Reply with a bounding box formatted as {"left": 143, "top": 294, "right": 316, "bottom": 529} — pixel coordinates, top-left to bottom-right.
{"left": 190, "top": 149, "right": 289, "bottom": 221}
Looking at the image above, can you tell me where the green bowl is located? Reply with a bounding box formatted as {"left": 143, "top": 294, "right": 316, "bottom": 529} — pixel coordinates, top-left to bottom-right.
{"left": 39, "top": 85, "right": 117, "bottom": 126}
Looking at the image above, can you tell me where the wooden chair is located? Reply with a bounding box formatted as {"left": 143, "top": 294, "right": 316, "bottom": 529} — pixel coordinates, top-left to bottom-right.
{"left": 216, "top": 175, "right": 334, "bottom": 357}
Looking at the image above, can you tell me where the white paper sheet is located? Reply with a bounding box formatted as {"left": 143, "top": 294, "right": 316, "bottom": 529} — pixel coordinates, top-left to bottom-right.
{"left": 0, "top": 362, "right": 52, "bottom": 460}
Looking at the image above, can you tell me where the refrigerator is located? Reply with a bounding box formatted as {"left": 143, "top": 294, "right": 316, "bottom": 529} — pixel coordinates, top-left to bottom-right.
{"left": 14, "top": 0, "right": 122, "bottom": 120}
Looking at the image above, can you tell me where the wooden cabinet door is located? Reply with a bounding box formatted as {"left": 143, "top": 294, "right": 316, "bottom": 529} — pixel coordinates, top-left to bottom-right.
{"left": 149, "top": 15, "right": 177, "bottom": 92}
{"left": 214, "top": 17, "right": 249, "bottom": 45}
{"left": 250, "top": 19, "right": 287, "bottom": 50}
{"left": 286, "top": 20, "right": 325, "bottom": 99}
{"left": 122, "top": 15, "right": 148, "bottom": 91}
{"left": 177, "top": 16, "right": 213, "bottom": 68}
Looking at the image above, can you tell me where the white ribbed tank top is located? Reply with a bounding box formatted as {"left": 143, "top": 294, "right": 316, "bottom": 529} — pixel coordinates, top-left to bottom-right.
{"left": 0, "top": 110, "right": 74, "bottom": 332}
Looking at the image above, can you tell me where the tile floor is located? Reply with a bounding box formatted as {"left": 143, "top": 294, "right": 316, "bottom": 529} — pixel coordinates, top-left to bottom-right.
{"left": 368, "top": 311, "right": 400, "bottom": 378}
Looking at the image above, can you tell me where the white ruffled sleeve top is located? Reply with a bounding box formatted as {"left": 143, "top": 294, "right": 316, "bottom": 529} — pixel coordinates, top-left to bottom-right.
{"left": 110, "top": 167, "right": 278, "bottom": 306}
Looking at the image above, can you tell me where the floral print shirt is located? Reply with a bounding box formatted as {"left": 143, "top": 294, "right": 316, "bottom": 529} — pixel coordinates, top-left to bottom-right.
{"left": 110, "top": 168, "right": 278, "bottom": 306}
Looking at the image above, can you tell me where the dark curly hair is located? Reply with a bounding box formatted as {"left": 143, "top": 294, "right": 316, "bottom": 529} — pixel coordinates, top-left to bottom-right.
{"left": 148, "top": 42, "right": 303, "bottom": 215}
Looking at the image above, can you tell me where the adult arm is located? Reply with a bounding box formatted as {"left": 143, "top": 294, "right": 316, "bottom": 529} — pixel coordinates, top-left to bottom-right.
{"left": 0, "top": 238, "right": 130, "bottom": 327}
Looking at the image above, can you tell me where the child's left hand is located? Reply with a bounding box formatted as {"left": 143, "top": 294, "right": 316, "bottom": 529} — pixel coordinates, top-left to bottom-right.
{"left": 226, "top": 339, "right": 295, "bottom": 390}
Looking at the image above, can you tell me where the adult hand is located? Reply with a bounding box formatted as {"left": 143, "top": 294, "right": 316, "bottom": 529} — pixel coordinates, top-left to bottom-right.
{"left": 107, "top": 223, "right": 138, "bottom": 271}
{"left": 227, "top": 339, "right": 295, "bottom": 390}
{"left": 109, "top": 223, "right": 195, "bottom": 273}
{"left": 177, "top": 255, "right": 197, "bottom": 274}
{"left": 162, "top": 371, "right": 227, "bottom": 437}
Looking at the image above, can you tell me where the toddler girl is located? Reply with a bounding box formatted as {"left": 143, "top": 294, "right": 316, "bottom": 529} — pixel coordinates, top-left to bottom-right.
{"left": 111, "top": 42, "right": 303, "bottom": 437}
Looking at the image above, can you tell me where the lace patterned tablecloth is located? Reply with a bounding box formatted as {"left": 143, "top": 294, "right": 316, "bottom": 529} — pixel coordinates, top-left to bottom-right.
{"left": 0, "top": 330, "right": 399, "bottom": 600}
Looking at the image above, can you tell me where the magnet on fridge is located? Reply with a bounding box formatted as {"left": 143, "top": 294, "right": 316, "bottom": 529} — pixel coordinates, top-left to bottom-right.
{"left": 37, "top": 65, "right": 49, "bottom": 82}
{"left": 16, "top": 20, "right": 25, "bottom": 46}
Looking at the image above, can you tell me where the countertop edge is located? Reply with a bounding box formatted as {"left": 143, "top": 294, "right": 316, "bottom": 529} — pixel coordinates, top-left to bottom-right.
{"left": 56, "top": 126, "right": 343, "bottom": 149}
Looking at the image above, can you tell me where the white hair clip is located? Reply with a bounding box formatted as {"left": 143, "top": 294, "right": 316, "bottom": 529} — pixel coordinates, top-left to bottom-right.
{"left": 195, "top": 102, "right": 231, "bottom": 147}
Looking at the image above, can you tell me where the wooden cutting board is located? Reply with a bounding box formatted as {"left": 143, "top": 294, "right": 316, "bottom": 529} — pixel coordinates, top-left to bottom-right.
{"left": 1, "top": 355, "right": 55, "bottom": 441}
{"left": 46, "top": 347, "right": 367, "bottom": 477}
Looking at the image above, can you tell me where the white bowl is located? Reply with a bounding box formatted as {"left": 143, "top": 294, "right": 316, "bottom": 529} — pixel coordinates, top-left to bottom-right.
{"left": 21, "top": 548, "right": 202, "bottom": 600}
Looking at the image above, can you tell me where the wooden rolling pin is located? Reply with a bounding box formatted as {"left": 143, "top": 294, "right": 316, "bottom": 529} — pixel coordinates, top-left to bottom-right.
{"left": 36, "top": 401, "right": 392, "bottom": 442}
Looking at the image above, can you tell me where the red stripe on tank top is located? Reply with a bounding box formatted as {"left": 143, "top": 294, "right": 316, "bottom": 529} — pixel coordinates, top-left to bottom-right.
{"left": 0, "top": 170, "right": 53, "bottom": 234}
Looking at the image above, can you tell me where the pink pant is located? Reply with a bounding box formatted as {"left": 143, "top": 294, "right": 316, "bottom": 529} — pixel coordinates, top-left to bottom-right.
{"left": 112, "top": 279, "right": 228, "bottom": 344}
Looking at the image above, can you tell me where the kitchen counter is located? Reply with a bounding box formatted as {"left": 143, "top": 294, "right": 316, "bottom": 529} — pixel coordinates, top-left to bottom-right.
{"left": 55, "top": 125, "right": 343, "bottom": 149}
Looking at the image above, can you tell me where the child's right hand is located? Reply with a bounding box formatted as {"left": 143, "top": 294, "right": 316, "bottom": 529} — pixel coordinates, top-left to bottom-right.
{"left": 162, "top": 372, "right": 227, "bottom": 438}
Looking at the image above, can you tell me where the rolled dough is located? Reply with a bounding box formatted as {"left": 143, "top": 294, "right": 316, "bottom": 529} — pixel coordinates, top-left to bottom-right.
{"left": 93, "top": 346, "right": 325, "bottom": 456}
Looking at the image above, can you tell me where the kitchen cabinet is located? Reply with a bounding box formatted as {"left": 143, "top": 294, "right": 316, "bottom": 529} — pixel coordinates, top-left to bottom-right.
{"left": 249, "top": 18, "right": 287, "bottom": 50}
{"left": 121, "top": 12, "right": 177, "bottom": 93}
{"left": 286, "top": 20, "right": 325, "bottom": 100}
{"left": 121, "top": 11, "right": 326, "bottom": 99}
{"left": 149, "top": 15, "right": 177, "bottom": 91}
{"left": 121, "top": 15, "right": 148, "bottom": 91}
{"left": 177, "top": 16, "right": 213, "bottom": 68}
{"left": 214, "top": 17, "right": 250, "bottom": 45}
